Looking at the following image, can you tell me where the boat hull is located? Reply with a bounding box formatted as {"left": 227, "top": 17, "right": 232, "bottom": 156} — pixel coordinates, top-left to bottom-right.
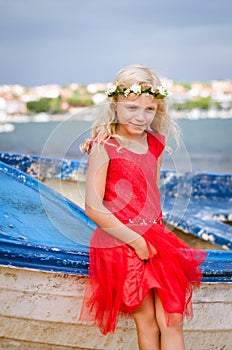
{"left": 0, "top": 153, "right": 232, "bottom": 349}
{"left": 0, "top": 264, "right": 231, "bottom": 350}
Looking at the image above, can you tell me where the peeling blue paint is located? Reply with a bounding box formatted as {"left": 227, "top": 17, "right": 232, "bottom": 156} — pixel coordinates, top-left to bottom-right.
{"left": 160, "top": 172, "right": 232, "bottom": 250}
{"left": 0, "top": 152, "right": 87, "bottom": 180}
{"left": 0, "top": 152, "right": 232, "bottom": 281}
{"left": 0, "top": 159, "right": 94, "bottom": 275}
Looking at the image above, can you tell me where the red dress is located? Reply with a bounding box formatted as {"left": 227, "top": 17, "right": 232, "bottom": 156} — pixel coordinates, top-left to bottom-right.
{"left": 80, "top": 131, "right": 207, "bottom": 335}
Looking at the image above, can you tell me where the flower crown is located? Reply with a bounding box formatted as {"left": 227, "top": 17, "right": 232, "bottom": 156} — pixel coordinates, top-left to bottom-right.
{"left": 105, "top": 83, "right": 168, "bottom": 99}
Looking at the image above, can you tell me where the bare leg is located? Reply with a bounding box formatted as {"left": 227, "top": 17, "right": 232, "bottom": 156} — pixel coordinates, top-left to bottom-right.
{"left": 155, "top": 293, "right": 185, "bottom": 350}
{"left": 131, "top": 290, "right": 160, "bottom": 350}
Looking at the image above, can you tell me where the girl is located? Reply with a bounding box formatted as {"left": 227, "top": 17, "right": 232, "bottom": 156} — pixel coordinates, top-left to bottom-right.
{"left": 80, "top": 64, "right": 206, "bottom": 350}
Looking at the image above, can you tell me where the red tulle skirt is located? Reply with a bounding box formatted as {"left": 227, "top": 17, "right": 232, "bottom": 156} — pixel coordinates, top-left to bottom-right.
{"left": 79, "top": 223, "right": 207, "bottom": 335}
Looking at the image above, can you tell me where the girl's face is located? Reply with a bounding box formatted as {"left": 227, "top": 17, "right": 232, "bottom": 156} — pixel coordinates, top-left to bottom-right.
{"left": 115, "top": 93, "right": 158, "bottom": 137}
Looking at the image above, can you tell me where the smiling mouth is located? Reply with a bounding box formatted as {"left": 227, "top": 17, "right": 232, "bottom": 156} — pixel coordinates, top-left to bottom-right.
{"left": 129, "top": 122, "right": 146, "bottom": 128}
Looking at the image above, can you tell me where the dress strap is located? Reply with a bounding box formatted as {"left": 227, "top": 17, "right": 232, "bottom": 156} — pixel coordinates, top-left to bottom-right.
{"left": 102, "top": 138, "right": 120, "bottom": 159}
{"left": 147, "top": 131, "right": 165, "bottom": 158}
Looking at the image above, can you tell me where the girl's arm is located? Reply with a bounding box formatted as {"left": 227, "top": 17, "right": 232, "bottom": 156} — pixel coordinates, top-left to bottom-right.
{"left": 85, "top": 144, "right": 149, "bottom": 260}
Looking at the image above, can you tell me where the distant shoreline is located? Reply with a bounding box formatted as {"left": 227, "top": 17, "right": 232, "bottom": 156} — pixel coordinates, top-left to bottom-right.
{"left": 1, "top": 108, "right": 232, "bottom": 124}
{"left": 1, "top": 118, "right": 231, "bottom": 173}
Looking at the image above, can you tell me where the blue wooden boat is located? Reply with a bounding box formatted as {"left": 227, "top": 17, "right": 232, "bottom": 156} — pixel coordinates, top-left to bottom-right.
{"left": 0, "top": 152, "right": 232, "bottom": 350}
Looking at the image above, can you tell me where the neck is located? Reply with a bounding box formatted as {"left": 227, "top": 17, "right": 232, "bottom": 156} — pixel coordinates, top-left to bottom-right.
{"left": 115, "top": 130, "right": 148, "bottom": 153}
{"left": 116, "top": 126, "right": 147, "bottom": 143}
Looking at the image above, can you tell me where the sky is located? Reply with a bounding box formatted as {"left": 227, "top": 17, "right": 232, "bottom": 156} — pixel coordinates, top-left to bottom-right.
{"left": 0, "top": 0, "right": 232, "bottom": 86}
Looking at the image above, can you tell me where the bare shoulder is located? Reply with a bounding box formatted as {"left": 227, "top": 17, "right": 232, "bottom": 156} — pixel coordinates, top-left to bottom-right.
{"left": 88, "top": 142, "right": 109, "bottom": 164}
{"left": 86, "top": 142, "right": 110, "bottom": 202}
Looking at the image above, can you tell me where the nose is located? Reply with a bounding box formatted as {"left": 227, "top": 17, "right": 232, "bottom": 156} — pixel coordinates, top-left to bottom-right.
{"left": 135, "top": 108, "right": 147, "bottom": 121}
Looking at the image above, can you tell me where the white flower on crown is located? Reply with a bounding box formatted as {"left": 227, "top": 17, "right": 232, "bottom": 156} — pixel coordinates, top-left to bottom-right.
{"left": 130, "top": 83, "right": 142, "bottom": 95}
{"left": 157, "top": 85, "right": 168, "bottom": 97}
{"left": 124, "top": 88, "right": 131, "bottom": 97}
{"left": 104, "top": 81, "right": 168, "bottom": 99}
{"left": 105, "top": 83, "right": 117, "bottom": 95}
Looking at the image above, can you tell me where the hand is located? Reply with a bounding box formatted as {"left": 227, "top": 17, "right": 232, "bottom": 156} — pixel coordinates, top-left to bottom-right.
{"left": 129, "top": 236, "right": 149, "bottom": 261}
{"left": 146, "top": 240, "right": 158, "bottom": 258}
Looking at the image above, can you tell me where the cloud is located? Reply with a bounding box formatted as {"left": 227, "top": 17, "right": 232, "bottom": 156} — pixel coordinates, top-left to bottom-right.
{"left": 0, "top": 0, "right": 231, "bottom": 85}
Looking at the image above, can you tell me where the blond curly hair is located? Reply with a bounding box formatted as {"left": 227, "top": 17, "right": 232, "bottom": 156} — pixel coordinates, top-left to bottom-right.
{"left": 80, "top": 64, "right": 179, "bottom": 153}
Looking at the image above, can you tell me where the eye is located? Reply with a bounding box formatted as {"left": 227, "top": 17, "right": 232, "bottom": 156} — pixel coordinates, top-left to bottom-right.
{"left": 127, "top": 105, "right": 137, "bottom": 110}
{"left": 146, "top": 107, "right": 156, "bottom": 112}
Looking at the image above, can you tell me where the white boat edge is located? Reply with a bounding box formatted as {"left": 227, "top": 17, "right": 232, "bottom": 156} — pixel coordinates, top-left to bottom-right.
{"left": 0, "top": 264, "right": 232, "bottom": 350}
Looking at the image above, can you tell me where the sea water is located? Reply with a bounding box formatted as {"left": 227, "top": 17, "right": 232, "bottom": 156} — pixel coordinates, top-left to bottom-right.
{"left": 0, "top": 118, "right": 231, "bottom": 174}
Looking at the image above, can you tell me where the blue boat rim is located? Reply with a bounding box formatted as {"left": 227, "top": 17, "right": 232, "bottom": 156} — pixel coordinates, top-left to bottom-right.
{"left": 0, "top": 152, "right": 231, "bottom": 282}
